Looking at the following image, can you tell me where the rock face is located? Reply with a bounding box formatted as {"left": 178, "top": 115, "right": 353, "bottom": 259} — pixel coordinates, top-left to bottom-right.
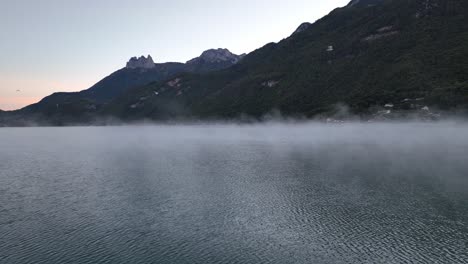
{"left": 101, "top": 0, "right": 468, "bottom": 121}
{"left": 292, "top": 22, "right": 312, "bottom": 35}
{"left": 184, "top": 48, "right": 245, "bottom": 73}
{"left": 187, "top": 49, "right": 244, "bottom": 65}
{"left": 347, "top": 0, "right": 385, "bottom": 7}
{"left": 9, "top": 47, "right": 245, "bottom": 123}
{"left": 126, "top": 55, "right": 155, "bottom": 69}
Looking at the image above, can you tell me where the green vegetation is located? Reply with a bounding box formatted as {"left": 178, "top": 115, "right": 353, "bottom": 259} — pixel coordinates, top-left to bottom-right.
{"left": 101, "top": 0, "right": 468, "bottom": 121}
{"left": 3, "top": 0, "right": 468, "bottom": 125}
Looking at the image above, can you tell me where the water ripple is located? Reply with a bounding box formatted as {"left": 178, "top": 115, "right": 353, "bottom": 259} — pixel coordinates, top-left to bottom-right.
{"left": 0, "top": 124, "right": 467, "bottom": 263}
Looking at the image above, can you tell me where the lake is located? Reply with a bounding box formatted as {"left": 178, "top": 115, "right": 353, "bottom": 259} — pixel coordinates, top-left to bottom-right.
{"left": 1, "top": 123, "right": 467, "bottom": 263}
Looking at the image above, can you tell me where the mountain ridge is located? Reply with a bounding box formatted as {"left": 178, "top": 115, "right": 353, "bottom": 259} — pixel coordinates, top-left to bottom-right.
{"left": 7, "top": 48, "right": 244, "bottom": 124}
{"left": 2, "top": 0, "right": 468, "bottom": 125}
{"left": 101, "top": 0, "right": 468, "bottom": 121}
{"left": 126, "top": 55, "right": 156, "bottom": 69}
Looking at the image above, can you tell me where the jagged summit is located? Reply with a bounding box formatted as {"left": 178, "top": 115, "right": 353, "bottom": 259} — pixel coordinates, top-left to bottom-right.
{"left": 187, "top": 48, "right": 244, "bottom": 64}
{"left": 347, "top": 0, "right": 385, "bottom": 7}
{"left": 126, "top": 55, "right": 155, "bottom": 69}
{"left": 292, "top": 22, "right": 312, "bottom": 35}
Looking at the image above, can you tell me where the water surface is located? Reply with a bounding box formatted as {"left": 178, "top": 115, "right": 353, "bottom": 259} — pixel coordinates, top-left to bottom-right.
{"left": 1, "top": 123, "right": 467, "bottom": 263}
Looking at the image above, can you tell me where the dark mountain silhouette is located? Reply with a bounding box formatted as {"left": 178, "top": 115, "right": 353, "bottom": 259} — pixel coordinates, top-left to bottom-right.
{"left": 103, "top": 0, "right": 468, "bottom": 121}
{"left": 3, "top": 0, "right": 468, "bottom": 125}
{"left": 5, "top": 49, "right": 243, "bottom": 124}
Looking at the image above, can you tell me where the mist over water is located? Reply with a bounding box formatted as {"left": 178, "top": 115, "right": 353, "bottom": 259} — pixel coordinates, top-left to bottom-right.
{"left": 1, "top": 123, "right": 468, "bottom": 263}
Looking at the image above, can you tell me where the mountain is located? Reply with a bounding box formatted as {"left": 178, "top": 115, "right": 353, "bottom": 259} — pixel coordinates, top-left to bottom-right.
{"left": 79, "top": 61, "right": 187, "bottom": 103}
{"left": 7, "top": 49, "right": 243, "bottom": 124}
{"left": 0, "top": 110, "right": 6, "bottom": 127}
{"left": 292, "top": 22, "right": 312, "bottom": 35}
{"left": 126, "top": 55, "right": 156, "bottom": 69}
{"left": 41, "top": 49, "right": 243, "bottom": 104}
{"left": 347, "top": 0, "right": 386, "bottom": 7}
{"left": 81, "top": 50, "right": 244, "bottom": 103}
{"left": 186, "top": 49, "right": 246, "bottom": 73}
{"left": 101, "top": 0, "right": 468, "bottom": 121}
{"left": 4, "top": 0, "right": 468, "bottom": 125}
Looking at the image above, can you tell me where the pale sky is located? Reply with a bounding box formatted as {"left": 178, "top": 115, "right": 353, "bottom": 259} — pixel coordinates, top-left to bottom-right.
{"left": 0, "top": 0, "right": 349, "bottom": 110}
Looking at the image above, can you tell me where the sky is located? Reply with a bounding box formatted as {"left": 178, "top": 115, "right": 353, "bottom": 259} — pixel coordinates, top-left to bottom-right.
{"left": 0, "top": 0, "right": 349, "bottom": 110}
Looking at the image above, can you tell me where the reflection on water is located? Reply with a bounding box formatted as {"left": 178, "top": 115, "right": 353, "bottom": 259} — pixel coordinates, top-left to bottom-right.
{"left": 1, "top": 123, "right": 467, "bottom": 263}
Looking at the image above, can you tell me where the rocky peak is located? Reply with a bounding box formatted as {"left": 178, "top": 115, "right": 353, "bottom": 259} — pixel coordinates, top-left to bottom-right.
{"left": 126, "top": 55, "right": 155, "bottom": 69}
{"left": 187, "top": 49, "right": 244, "bottom": 64}
{"left": 347, "top": 0, "right": 385, "bottom": 7}
{"left": 292, "top": 22, "right": 312, "bottom": 35}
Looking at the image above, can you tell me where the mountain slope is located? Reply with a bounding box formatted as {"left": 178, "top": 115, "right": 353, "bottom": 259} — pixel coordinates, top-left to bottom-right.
{"left": 80, "top": 50, "right": 245, "bottom": 103}
{"left": 104, "top": 0, "right": 468, "bottom": 120}
{"left": 9, "top": 49, "right": 243, "bottom": 124}
{"left": 3, "top": 0, "right": 468, "bottom": 126}
{"left": 79, "top": 62, "right": 187, "bottom": 103}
